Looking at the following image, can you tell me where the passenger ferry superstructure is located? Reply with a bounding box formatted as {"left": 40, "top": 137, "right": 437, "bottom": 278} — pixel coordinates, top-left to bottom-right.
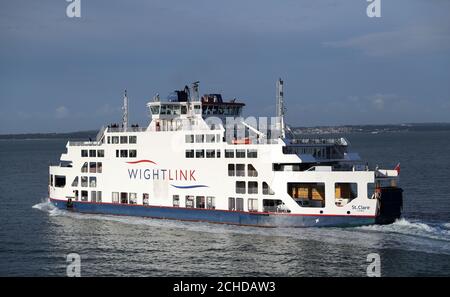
{"left": 48, "top": 80, "right": 403, "bottom": 227}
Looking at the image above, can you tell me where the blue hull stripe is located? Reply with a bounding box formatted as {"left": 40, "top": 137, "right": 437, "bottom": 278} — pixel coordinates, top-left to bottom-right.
{"left": 50, "top": 199, "right": 375, "bottom": 227}
{"left": 170, "top": 184, "right": 209, "bottom": 189}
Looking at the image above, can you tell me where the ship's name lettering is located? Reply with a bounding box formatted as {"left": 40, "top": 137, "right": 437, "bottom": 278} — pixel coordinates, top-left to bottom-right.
{"left": 128, "top": 168, "right": 196, "bottom": 181}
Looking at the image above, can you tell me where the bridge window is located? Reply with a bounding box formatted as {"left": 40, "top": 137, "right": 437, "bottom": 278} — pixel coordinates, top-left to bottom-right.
{"left": 288, "top": 182, "right": 325, "bottom": 208}
{"left": 89, "top": 150, "right": 96, "bottom": 157}
{"left": 185, "top": 150, "right": 194, "bottom": 158}
{"left": 89, "top": 177, "right": 96, "bottom": 187}
{"left": 236, "top": 181, "right": 246, "bottom": 194}
{"left": 248, "top": 198, "right": 258, "bottom": 212}
{"left": 120, "top": 136, "right": 128, "bottom": 144}
{"left": 335, "top": 183, "right": 358, "bottom": 207}
{"left": 112, "top": 192, "right": 119, "bottom": 203}
{"left": 225, "top": 149, "right": 234, "bottom": 158}
{"left": 263, "top": 182, "right": 274, "bottom": 195}
{"left": 195, "top": 150, "right": 204, "bottom": 158}
{"left": 185, "top": 134, "right": 194, "bottom": 143}
{"left": 71, "top": 176, "right": 78, "bottom": 187}
{"left": 143, "top": 193, "right": 149, "bottom": 205}
{"left": 81, "top": 176, "right": 88, "bottom": 187}
{"left": 236, "top": 149, "right": 245, "bottom": 158}
{"left": 247, "top": 149, "right": 257, "bottom": 158}
{"left": 181, "top": 105, "right": 187, "bottom": 115}
{"left": 129, "top": 136, "right": 137, "bottom": 144}
{"left": 55, "top": 175, "right": 66, "bottom": 188}
{"left": 207, "top": 196, "right": 215, "bottom": 209}
{"left": 120, "top": 192, "right": 128, "bottom": 204}
{"left": 129, "top": 150, "right": 137, "bottom": 158}
{"left": 81, "top": 190, "right": 88, "bottom": 201}
{"left": 81, "top": 150, "right": 88, "bottom": 157}
{"left": 247, "top": 164, "right": 258, "bottom": 177}
{"left": 196, "top": 196, "right": 205, "bottom": 208}
{"left": 236, "top": 164, "right": 245, "bottom": 176}
{"left": 228, "top": 164, "right": 235, "bottom": 176}
{"left": 150, "top": 105, "right": 160, "bottom": 115}
{"left": 185, "top": 195, "right": 194, "bottom": 208}
{"left": 129, "top": 193, "right": 137, "bottom": 204}
{"left": 248, "top": 182, "right": 258, "bottom": 194}
{"left": 206, "top": 149, "right": 215, "bottom": 158}
{"left": 172, "top": 195, "right": 179, "bottom": 207}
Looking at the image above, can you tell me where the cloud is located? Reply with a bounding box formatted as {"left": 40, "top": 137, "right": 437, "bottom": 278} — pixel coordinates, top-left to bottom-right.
{"left": 323, "top": 26, "right": 450, "bottom": 56}
{"left": 55, "top": 106, "right": 69, "bottom": 119}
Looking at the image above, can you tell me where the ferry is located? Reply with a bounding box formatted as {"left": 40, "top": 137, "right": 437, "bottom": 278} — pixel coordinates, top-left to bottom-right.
{"left": 48, "top": 80, "right": 403, "bottom": 227}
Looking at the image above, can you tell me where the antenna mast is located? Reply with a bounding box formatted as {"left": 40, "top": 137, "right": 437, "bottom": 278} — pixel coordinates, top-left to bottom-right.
{"left": 122, "top": 89, "right": 129, "bottom": 129}
{"left": 276, "top": 78, "right": 285, "bottom": 138}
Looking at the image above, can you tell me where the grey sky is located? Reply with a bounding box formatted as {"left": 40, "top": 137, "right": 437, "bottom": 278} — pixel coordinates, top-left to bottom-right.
{"left": 0, "top": 0, "right": 449, "bottom": 133}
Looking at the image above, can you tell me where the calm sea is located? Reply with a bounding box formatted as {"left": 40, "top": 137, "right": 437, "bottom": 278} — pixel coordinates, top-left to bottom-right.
{"left": 0, "top": 131, "right": 449, "bottom": 276}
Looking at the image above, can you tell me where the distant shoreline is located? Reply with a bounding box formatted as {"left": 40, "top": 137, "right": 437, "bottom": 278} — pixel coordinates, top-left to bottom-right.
{"left": 1, "top": 123, "right": 450, "bottom": 139}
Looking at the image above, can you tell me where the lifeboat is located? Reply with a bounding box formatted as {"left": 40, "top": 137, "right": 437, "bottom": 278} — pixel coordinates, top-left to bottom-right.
{"left": 232, "top": 138, "right": 251, "bottom": 145}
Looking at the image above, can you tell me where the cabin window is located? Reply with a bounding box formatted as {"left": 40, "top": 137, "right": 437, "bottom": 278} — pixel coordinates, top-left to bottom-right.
{"left": 89, "top": 150, "right": 96, "bottom": 157}
{"left": 248, "top": 199, "right": 258, "bottom": 212}
{"left": 185, "top": 134, "right": 194, "bottom": 143}
{"left": 50, "top": 174, "right": 53, "bottom": 186}
{"left": 129, "top": 193, "right": 137, "bottom": 204}
{"left": 172, "top": 195, "right": 179, "bottom": 207}
{"left": 236, "top": 198, "right": 244, "bottom": 211}
{"left": 185, "top": 195, "right": 194, "bottom": 208}
{"left": 97, "top": 162, "right": 102, "bottom": 173}
{"left": 89, "top": 177, "right": 97, "bottom": 187}
{"left": 54, "top": 175, "right": 66, "bottom": 187}
{"left": 194, "top": 104, "right": 201, "bottom": 114}
{"left": 107, "top": 136, "right": 111, "bottom": 144}
{"left": 112, "top": 136, "right": 119, "bottom": 144}
{"left": 73, "top": 190, "right": 79, "bottom": 201}
{"left": 335, "top": 183, "right": 358, "bottom": 207}
{"left": 160, "top": 104, "right": 167, "bottom": 115}
{"left": 91, "top": 191, "right": 97, "bottom": 202}
{"left": 228, "top": 197, "right": 235, "bottom": 211}
{"left": 236, "top": 181, "right": 246, "bottom": 194}
{"left": 288, "top": 182, "right": 326, "bottom": 208}
{"left": 263, "top": 182, "right": 274, "bottom": 195}
{"left": 181, "top": 105, "right": 187, "bottom": 115}
{"left": 89, "top": 162, "right": 96, "bottom": 173}
{"left": 196, "top": 196, "right": 205, "bottom": 208}
{"left": 263, "top": 199, "right": 289, "bottom": 213}
{"left": 112, "top": 192, "right": 119, "bottom": 203}
{"left": 195, "top": 150, "right": 204, "bottom": 158}
{"left": 97, "top": 150, "right": 104, "bottom": 157}
{"left": 185, "top": 150, "right": 194, "bottom": 158}
{"left": 97, "top": 191, "right": 102, "bottom": 202}
{"left": 129, "top": 136, "right": 137, "bottom": 144}
{"left": 206, "top": 134, "right": 215, "bottom": 143}
{"left": 129, "top": 150, "right": 137, "bottom": 158}
{"left": 236, "top": 149, "right": 245, "bottom": 158}
{"left": 206, "top": 150, "right": 215, "bottom": 158}
{"left": 216, "top": 134, "right": 221, "bottom": 142}
{"left": 225, "top": 149, "right": 234, "bottom": 158}
{"left": 247, "top": 164, "right": 258, "bottom": 177}
{"left": 116, "top": 150, "right": 120, "bottom": 158}
{"left": 195, "top": 134, "right": 204, "bottom": 143}
{"left": 81, "top": 190, "right": 88, "bottom": 201}
{"left": 81, "top": 176, "right": 88, "bottom": 187}
{"left": 228, "top": 164, "right": 235, "bottom": 176}
{"left": 206, "top": 196, "right": 215, "bottom": 209}
{"left": 247, "top": 149, "right": 257, "bottom": 158}
{"left": 120, "top": 150, "right": 128, "bottom": 158}
{"left": 216, "top": 150, "right": 221, "bottom": 158}
{"left": 71, "top": 176, "right": 78, "bottom": 187}
{"left": 81, "top": 150, "right": 88, "bottom": 157}
{"left": 248, "top": 182, "right": 258, "bottom": 194}
{"left": 120, "top": 136, "right": 128, "bottom": 144}
{"left": 120, "top": 192, "right": 128, "bottom": 204}
{"left": 236, "top": 164, "right": 245, "bottom": 177}
{"left": 81, "top": 162, "right": 88, "bottom": 173}
{"left": 143, "top": 193, "right": 149, "bottom": 205}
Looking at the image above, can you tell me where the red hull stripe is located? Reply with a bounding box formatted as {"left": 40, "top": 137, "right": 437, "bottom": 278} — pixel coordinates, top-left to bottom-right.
{"left": 49, "top": 198, "right": 376, "bottom": 218}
